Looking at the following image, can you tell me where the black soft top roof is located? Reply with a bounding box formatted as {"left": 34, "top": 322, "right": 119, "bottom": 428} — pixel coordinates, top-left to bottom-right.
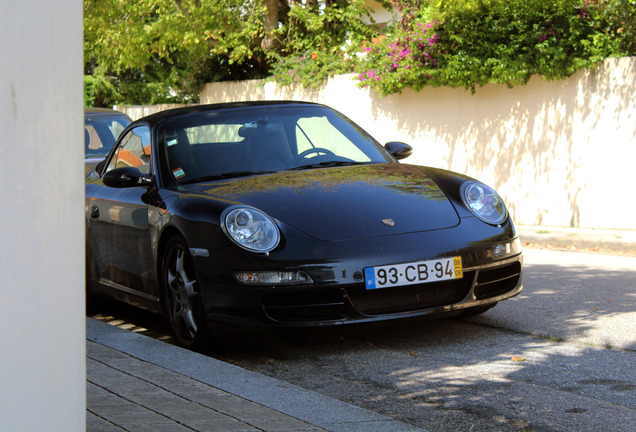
{"left": 132, "top": 101, "right": 324, "bottom": 126}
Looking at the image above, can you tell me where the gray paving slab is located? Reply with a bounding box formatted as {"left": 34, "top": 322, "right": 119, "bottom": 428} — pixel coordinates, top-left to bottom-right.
{"left": 87, "top": 318, "right": 425, "bottom": 432}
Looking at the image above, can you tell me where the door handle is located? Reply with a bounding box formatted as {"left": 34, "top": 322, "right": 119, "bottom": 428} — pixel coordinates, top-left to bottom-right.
{"left": 90, "top": 205, "right": 100, "bottom": 219}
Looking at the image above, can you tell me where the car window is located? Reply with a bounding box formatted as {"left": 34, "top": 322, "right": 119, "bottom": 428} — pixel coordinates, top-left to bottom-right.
{"left": 106, "top": 126, "right": 152, "bottom": 174}
{"left": 85, "top": 114, "right": 131, "bottom": 158}
{"left": 85, "top": 125, "right": 104, "bottom": 153}
{"left": 157, "top": 105, "right": 392, "bottom": 185}
{"left": 296, "top": 116, "right": 370, "bottom": 162}
{"left": 184, "top": 124, "right": 244, "bottom": 145}
{"left": 108, "top": 119, "right": 128, "bottom": 139}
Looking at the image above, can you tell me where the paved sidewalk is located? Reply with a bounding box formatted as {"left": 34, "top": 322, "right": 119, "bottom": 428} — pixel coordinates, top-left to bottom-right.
{"left": 87, "top": 318, "right": 425, "bottom": 432}
{"left": 517, "top": 224, "right": 636, "bottom": 255}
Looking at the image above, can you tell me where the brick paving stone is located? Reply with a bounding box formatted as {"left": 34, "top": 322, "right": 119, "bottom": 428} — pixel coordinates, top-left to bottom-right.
{"left": 87, "top": 341, "right": 330, "bottom": 432}
{"left": 87, "top": 319, "right": 425, "bottom": 432}
{"left": 87, "top": 413, "right": 127, "bottom": 432}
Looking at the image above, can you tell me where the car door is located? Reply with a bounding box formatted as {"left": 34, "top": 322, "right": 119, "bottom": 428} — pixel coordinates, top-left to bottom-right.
{"left": 87, "top": 125, "right": 156, "bottom": 297}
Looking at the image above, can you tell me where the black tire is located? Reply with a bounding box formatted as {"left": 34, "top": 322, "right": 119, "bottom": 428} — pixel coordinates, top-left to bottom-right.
{"left": 161, "top": 236, "right": 210, "bottom": 349}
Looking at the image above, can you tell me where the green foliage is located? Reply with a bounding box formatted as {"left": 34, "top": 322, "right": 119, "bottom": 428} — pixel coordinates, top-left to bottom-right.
{"left": 601, "top": 0, "right": 636, "bottom": 54}
{"left": 84, "top": 0, "right": 375, "bottom": 105}
{"left": 84, "top": 0, "right": 633, "bottom": 104}
{"left": 84, "top": 76, "right": 96, "bottom": 107}
{"left": 84, "top": 75, "right": 122, "bottom": 107}
{"left": 268, "top": 0, "right": 379, "bottom": 87}
{"left": 356, "top": 0, "right": 628, "bottom": 95}
{"left": 270, "top": 51, "right": 357, "bottom": 87}
{"left": 84, "top": 0, "right": 268, "bottom": 106}
{"left": 356, "top": 20, "right": 445, "bottom": 94}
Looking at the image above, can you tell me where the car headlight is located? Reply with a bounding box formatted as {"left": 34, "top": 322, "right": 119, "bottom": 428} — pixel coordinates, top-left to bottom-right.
{"left": 461, "top": 181, "right": 508, "bottom": 225}
{"left": 222, "top": 207, "right": 280, "bottom": 253}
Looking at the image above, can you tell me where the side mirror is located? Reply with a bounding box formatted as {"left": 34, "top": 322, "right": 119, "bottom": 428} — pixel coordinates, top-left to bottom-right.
{"left": 102, "top": 167, "right": 152, "bottom": 188}
{"left": 384, "top": 141, "right": 413, "bottom": 160}
{"left": 95, "top": 159, "right": 106, "bottom": 174}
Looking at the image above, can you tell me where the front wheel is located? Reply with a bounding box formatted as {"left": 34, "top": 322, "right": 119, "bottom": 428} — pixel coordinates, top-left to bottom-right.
{"left": 161, "top": 236, "right": 210, "bottom": 349}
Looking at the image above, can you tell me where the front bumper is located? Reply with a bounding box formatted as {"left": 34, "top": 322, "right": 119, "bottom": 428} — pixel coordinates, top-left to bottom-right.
{"left": 192, "top": 217, "right": 523, "bottom": 331}
{"left": 216, "top": 254, "right": 522, "bottom": 328}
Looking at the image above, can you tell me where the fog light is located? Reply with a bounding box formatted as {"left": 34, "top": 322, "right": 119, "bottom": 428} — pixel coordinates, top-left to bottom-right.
{"left": 493, "top": 244, "right": 508, "bottom": 257}
{"left": 492, "top": 238, "right": 522, "bottom": 259}
{"left": 234, "top": 271, "right": 313, "bottom": 285}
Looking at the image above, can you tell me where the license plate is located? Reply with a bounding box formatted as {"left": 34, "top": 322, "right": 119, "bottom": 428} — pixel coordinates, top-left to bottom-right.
{"left": 364, "top": 257, "right": 463, "bottom": 290}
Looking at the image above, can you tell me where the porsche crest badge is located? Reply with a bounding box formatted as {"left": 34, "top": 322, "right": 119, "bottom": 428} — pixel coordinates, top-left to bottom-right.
{"left": 382, "top": 218, "right": 395, "bottom": 227}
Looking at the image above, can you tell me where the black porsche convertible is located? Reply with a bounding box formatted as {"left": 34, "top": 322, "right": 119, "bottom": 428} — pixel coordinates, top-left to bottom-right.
{"left": 85, "top": 101, "right": 523, "bottom": 348}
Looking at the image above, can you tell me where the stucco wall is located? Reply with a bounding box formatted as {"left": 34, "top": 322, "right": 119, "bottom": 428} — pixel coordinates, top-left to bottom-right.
{"left": 0, "top": 1, "right": 85, "bottom": 430}
{"left": 200, "top": 57, "right": 636, "bottom": 230}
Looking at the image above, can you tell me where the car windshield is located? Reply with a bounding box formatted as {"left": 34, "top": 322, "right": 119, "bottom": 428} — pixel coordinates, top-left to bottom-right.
{"left": 85, "top": 113, "right": 131, "bottom": 158}
{"left": 157, "top": 105, "right": 393, "bottom": 185}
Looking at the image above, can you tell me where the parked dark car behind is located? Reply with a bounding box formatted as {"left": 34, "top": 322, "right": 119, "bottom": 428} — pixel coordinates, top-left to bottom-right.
{"left": 84, "top": 108, "right": 132, "bottom": 175}
{"left": 85, "top": 101, "right": 523, "bottom": 349}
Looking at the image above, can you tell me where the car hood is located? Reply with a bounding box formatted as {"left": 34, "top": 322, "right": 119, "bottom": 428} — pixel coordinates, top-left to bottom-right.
{"left": 181, "top": 164, "right": 460, "bottom": 241}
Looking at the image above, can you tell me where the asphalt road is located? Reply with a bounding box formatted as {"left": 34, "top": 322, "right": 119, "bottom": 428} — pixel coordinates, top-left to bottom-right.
{"left": 90, "top": 248, "right": 636, "bottom": 432}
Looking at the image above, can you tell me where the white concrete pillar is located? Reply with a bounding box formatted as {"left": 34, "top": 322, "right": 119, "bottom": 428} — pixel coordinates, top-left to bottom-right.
{"left": 0, "top": 1, "right": 85, "bottom": 430}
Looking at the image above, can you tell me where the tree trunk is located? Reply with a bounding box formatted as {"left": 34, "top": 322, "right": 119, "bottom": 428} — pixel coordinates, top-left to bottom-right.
{"left": 261, "top": 0, "right": 281, "bottom": 51}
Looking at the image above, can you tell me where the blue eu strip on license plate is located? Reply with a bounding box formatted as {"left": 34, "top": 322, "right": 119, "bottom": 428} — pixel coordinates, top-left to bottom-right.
{"left": 365, "top": 257, "right": 463, "bottom": 290}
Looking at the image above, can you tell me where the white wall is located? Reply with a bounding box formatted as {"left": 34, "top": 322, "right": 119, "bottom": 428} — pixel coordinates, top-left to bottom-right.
{"left": 0, "top": 1, "right": 85, "bottom": 430}
{"left": 200, "top": 57, "right": 636, "bottom": 231}
{"left": 364, "top": 0, "right": 396, "bottom": 26}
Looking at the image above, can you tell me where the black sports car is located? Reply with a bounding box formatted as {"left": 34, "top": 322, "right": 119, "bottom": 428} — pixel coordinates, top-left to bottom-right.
{"left": 86, "top": 101, "right": 523, "bottom": 348}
